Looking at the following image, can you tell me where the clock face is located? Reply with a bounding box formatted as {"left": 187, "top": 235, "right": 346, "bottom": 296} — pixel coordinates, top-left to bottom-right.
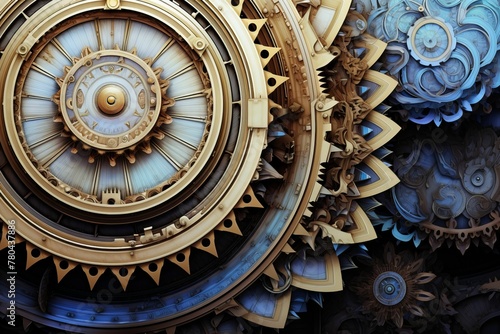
{"left": 0, "top": 0, "right": 400, "bottom": 332}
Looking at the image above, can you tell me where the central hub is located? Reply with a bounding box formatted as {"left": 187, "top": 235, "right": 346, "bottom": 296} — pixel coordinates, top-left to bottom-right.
{"left": 56, "top": 49, "right": 172, "bottom": 153}
{"left": 97, "top": 85, "right": 125, "bottom": 115}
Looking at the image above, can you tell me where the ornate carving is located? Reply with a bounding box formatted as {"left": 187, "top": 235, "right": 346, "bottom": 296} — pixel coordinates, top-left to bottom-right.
{"left": 357, "top": 0, "right": 500, "bottom": 124}
{"left": 392, "top": 127, "right": 500, "bottom": 253}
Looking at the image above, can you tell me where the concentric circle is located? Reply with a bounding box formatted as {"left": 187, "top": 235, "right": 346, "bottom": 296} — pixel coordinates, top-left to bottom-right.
{"left": 407, "top": 17, "right": 456, "bottom": 66}
{"left": 373, "top": 271, "right": 407, "bottom": 306}
{"left": 59, "top": 49, "right": 164, "bottom": 151}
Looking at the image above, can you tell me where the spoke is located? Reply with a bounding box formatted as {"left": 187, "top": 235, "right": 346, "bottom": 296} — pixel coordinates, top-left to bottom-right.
{"left": 91, "top": 158, "right": 101, "bottom": 196}
{"left": 151, "top": 37, "right": 176, "bottom": 64}
{"left": 22, "top": 115, "right": 56, "bottom": 122}
{"left": 171, "top": 89, "right": 209, "bottom": 101}
{"left": 50, "top": 37, "right": 74, "bottom": 63}
{"left": 23, "top": 191, "right": 32, "bottom": 200}
{"left": 21, "top": 93, "right": 53, "bottom": 101}
{"left": 31, "top": 62, "right": 57, "bottom": 79}
{"left": 122, "top": 159, "right": 133, "bottom": 197}
{"left": 165, "top": 63, "right": 196, "bottom": 81}
{"left": 159, "top": 129, "right": 198, "bottom": 150}
{"left": 94, "top": 19, "right": 104, "bottom": 51}
{"left": 123, "top": 19, "right": 132, "bottom": 51}
{"left": 168, "top": 113, "right": 207, "bottom": 123}
{"left": 29, "top": 130, "right": 62, "bottom": 149}
{"left": 42, "top": 140, "right": 73, "bottom": 168}
{"left": 151, "top": 141, "right": 182, "bottom": 170}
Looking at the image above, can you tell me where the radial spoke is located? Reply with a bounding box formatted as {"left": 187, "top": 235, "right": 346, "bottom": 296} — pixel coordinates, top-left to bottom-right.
{"left": 21, "top": 93, "right": 53, "bottom": 101}
{"left": 159, "top": 129, "right": 198, "bottom": 150}
{"left": 29, "top": 130, "right": 63, "bottom": 149}
{"left": 171, "top": 89, "right": 208, "bottom": 101}
{"left": 41, "top": 140, "right": 73, "bottom": 168}
{"left": 165, "top": 63, "right": 196, "bottom": 81}
{"left": 151, "top": 37, "right": 176, "bottom": 65}
{"left": 122, "top": 159, "right": 133, "bottom": 197}
{"left": 123, "top": 19, "right": 132, "bottom": 51}
{"left": 94, "top": 19, "right": 104, "bottom": 51}
{"left": 50, "top": 38, "right": 73, "bottom": 63}
{"left": 91, "top": 159, "right": 101, "bottom": 196}
{"left": 31, "top": 62, "right": 57, "bottom": 79}
{"left": 168, "top": 114, "right": 207, "bottom": 123}
{"left": 151, "top": 141, "right": 182, "bottom": 170}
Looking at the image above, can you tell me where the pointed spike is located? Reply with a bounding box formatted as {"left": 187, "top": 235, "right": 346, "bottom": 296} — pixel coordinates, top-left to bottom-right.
{"left": 282, "top": 243, "right": 295, "bottom": 254}
{"left": 193, "top": 231, "right": 218, "bottom": 257}
{"left": 25, "top": 243, "right": 50, "bottom": 269}
{"left": 0, "top": 223, "right": 11, "bottom": 250}
{"left": 167, "top": 248, "right": 191, "bottom": 274}
{"left": 216, "top": 211, "right": 243, "bottom": 236}
{"left": 263, "top": 263, "right": 280, "bottom": 281}
{"left": 81, "top": 265, "right": 106, "bottom": 290}
{"left": 241, "top": 19, "right": 267, "bottom": 41}
{"left": 235, "top": 186, "right": 264, "bottom": 209}
{"left": 139, "top": 259, "right": 164, "bottom": 285}
{"left": 53, "top": 257, "right": 77, "bottom": 283}
{"left": 165, "top": 327, "right": 176, "bottom": 334}
{"left": 110, "top": 266, "right": 136, "bottom": 291}
{"left": 264, "top": 71, "right": 289, "bottom": 95}
{"left": 226, "top": 0, "right": 244, "bottom": 16}
{"left": 293, "top": 223, "right": 310, "bottom": 236}
{"left": 255, "top": 45, "right": 281, "bottom": 67}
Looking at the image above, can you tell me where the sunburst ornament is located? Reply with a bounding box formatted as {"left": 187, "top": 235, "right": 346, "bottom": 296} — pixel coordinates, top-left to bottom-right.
{"left": 352, "top": 243, "right": 436, "bottom": 328}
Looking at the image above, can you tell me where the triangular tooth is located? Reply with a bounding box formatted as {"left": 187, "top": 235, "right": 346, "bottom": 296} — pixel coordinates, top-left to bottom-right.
{"left": 235, "top": 186, "right": 264, "bottom": 209}
{"left": 281, "top": 243, "right": 295, "bottom": 254}
{"left": 53, "top": 257, "right": 77, "bottom": 283}
{"left": 167, "top": 248, "right": 191, "bottom": 274}
{"left": 255, "top": 44, "right": 281, "bottom": 67}
{"left": 293, "top": 223, "right": 310, "bottom": 236}
{"left": 216, "top": 211, "right": 242, "bottom": 236}
{"left": 139, "top": 259, "right": 164, "bottom": 285}
{"left": 110, "top": 266, "right": 136, "bottom": 291}
{"left": 1, "top": 223, "right": 10, "bottom": 250}
{"left": 241, "top": 19, "right": 267, "bottom": 41}
{"left": 26, "top": 243, "right": 50, "bottom": 269}
{"left": 81, "top": 265, "right": 106, "bottom": 290}
{"left": 264, "top": 71, "right": 289, "bottom": 95}
{"left": 165, "top": 327, "right": 176, "bottom": 334}
{"left": 193, "top": 231, "right": 218, "bottom": 258}
{"left": 226, "top": 0, "right": 244, "bottom": 15}
{"left": 263, "top": 263, "right": 280, "bottom": 281}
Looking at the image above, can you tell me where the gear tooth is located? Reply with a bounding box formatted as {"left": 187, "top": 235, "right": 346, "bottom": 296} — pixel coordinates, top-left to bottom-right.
{"left": 25, "top": 243, "right": 50, "bottom": 269}
{"left": 255, "top": 44, "right": 281, "bottom": 68}
{"left": 226, "top": 0, "right": 244, "bottom": 16}
{"left": 139, "top": 259, "right": 164, "bottom": 286}
{"left": 241, "top": 18, "right": 267, "bottom": 41}
{"left": 264, "top": 71, "right": 289, "bottom": 95}
{"left": 167, "top": 248, "right": 191, "bottom": 275}
{"left": 193, "top": 231, "right": 218, "bottom": 258}
{"left": 235, "top": 186, "right": 264, "bottom": 209}
{"left": 81, "top": 265, "right": 106, "bottom": 290}
{"left": 53, "top": 257, "right": 77, "bottom": 283}
{"left": 216, "top": 211, "right": 243, "bottom": 236}
{"left": 110, "top": 266, "right": 136, "bottom": 291}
